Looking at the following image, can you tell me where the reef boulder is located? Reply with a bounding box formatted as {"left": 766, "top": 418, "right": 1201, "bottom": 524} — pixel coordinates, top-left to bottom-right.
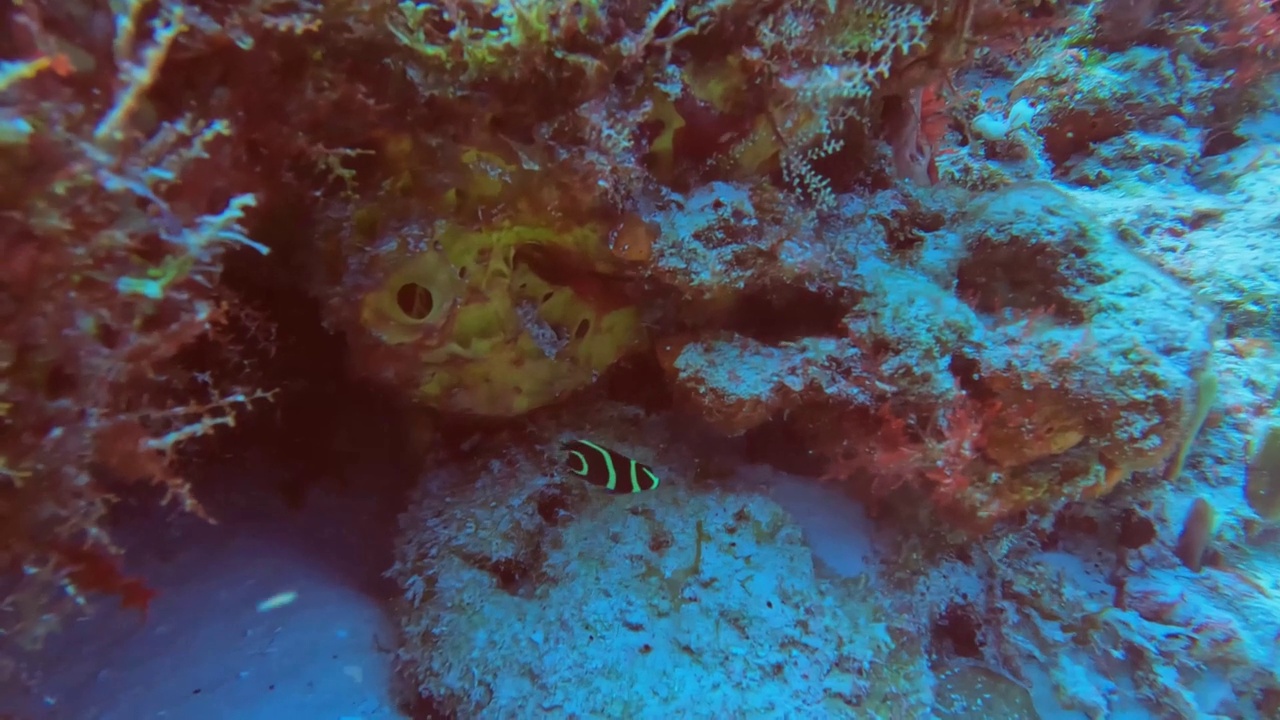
{"left": 389, "top": 438, "right": 890, "bottom": 718}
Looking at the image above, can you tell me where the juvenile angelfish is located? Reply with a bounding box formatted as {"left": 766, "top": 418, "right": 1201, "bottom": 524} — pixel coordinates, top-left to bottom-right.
{"left": 562, "top": 439, "right": 660, "bottom": 494}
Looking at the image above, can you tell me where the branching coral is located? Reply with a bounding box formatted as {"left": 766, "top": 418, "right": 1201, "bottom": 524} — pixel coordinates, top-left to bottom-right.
{"left": 744, "top": 0, "right": 935, "bottom": 203}
{"left": 375, "top": 0, "right": 937, "bottom": 200}
{"left": 387, "top": 0, "right": 604, "bottom": 84}
{"left": 760, "top": 0, "right": 934, "bottom": 133}
{"left": 0, "top": 0, "right": 272, "bottom": 655}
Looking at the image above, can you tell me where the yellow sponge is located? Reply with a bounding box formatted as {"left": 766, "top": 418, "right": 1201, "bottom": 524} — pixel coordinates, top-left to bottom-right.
{"left": 359, "top": 249, "right": 466, "bottom": 346}
{"left": 357, "top": 221, "right": 646, "bottom": 416}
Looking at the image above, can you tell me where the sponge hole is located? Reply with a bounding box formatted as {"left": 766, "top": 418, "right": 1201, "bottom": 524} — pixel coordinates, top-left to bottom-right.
{"left": 574, "top": 319, "right": 591, "bottom": 340}
{"left": 396, "top": 282, "right": 434, "bottom": 320}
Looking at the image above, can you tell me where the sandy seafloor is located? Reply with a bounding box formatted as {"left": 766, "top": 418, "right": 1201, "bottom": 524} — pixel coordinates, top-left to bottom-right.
{"left": 0, "top": 456, "right": 411, "bottom": 720}
{"left": 0, "top": 460, "right": 881, "bottom": 720}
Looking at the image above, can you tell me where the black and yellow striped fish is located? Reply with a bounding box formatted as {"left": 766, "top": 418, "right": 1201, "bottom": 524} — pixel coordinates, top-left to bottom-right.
{"left": 562, "top": 440, "right": 660, "bottom": 494}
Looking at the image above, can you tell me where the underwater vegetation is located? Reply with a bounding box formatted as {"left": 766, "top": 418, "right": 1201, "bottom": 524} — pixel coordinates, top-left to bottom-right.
{"left": 2, "top": 0, "right": 1280, "bottom": 717}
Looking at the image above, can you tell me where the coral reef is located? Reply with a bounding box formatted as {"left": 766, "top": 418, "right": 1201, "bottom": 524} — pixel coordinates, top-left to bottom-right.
{"left": 301, "top": 0, "right": 944, "bottom": 414}
{"left": 373, "top": 0, "right": 1280, "bottom": 715}
{"left": 3, "top": 0, "right": 1280, "bottom": 717}
{"left": 660, "top": 181, "right": 1217, "bottom": 534}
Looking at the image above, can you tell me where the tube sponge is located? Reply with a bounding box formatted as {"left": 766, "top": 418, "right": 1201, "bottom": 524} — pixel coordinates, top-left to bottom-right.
{"left": 1174, "top": 497, "right": 1217, "bottom": 572}
{"left": 1163, "top": 367, "right": 1219, "bottom": 482}
{"left": 1246, "top": 424, "right": 1280, "bottom": 521}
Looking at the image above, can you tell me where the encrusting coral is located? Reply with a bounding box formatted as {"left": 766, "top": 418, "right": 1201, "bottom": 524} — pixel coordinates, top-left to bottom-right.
{"left": 657, "top": 180, "right": 1217, "bottom": 534}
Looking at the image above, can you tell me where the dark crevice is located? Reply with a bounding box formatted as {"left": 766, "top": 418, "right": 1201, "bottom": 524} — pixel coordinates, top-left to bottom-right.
{"left": 534, "top": 484, "right": 579, "bottom": 527}
{"left": 172, "top": 193, "right": 426, "bottom": 511}
{"left": 741, "top": 414, "right": 831, "bottom": 477}
{"left": 955, "top": 237, "right": 1088, "bottom": 324}
{"left": 1116, "top": 508, "right": 1157, "bottom": 550}
{"left": 724, "top": 285, "right": 850, "bottom": 343}
{"left": 932, "top": 604, "right": 984, "bottom": 659}
{"left": 42, "top": 364, "right": 77, "bottom": 399}
{"left": 948, "top": 353, "right": 999, "bottom": 403}
{"left": 1041, "top": 108, "right": 1133, "bottom": 167}
{"left": 597, "top": 349, "right": 674, "bottom": 414}
{"left": 1201, "top": 128, "right": 1246, "bottom": 158}
{"left": 487, "top": 557, "right": 535, "bottom": 596}
{"left": 874, "top": 201, "right": 946, "bottom": 255}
